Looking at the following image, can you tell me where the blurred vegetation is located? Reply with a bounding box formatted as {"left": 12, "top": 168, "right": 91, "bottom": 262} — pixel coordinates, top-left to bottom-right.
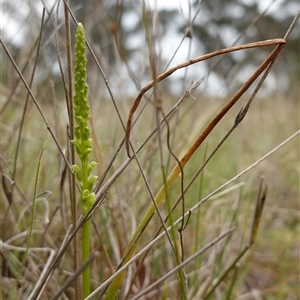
{"left": 2, "top": 0, "right": 299, "bottom": 96}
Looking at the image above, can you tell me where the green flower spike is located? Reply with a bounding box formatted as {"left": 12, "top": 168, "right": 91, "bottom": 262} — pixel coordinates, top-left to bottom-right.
{"left": 72, "top": 23, "right": 98, "bottom": 215}
{"left": 71, "top": 23, "right": 98, "bottom": 298}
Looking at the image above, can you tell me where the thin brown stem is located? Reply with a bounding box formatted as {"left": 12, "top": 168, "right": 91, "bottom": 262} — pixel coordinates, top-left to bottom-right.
{"left": 63, "top": 0, "right": 79, "bottom": 297}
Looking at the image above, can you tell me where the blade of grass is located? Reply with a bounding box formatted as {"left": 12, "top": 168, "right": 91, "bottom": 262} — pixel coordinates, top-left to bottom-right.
{"left": 94, "top": 81, "right": 200, "bottom": 198}
{"left": 162, "top": 164, "right": 188, "bottom": 299}
{"left": 16, "top": 142, "right": 47, "bottom": 294}
{"left": 225, "top": 264, "right": 239, "bottom": 300}
{"left": 164, "top": 113, "right": 189, "bottom": 297}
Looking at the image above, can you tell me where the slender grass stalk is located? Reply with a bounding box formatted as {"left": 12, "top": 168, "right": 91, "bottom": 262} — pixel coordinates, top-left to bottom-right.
{"left": 63, "top": 0, "right": 79, "bottom": 297}
{"left": 191, "top": 144, "right": 207, "bottom": 295}
{"left": 225, "top": 264, "right": 239, "bottom": 300}
{"left": 15, "top": 143, "right": 46, "bottom": 298}
{"left": 162, "top": 166, "right": 188, "bottom": 300}
{"left": 72, "top": 23, "right": 98, "bottom": 298}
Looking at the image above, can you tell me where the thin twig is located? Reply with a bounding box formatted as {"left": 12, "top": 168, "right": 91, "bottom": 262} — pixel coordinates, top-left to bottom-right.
{"left": 62, "top": 0, "right": 79, "bottom": 296}
{"left": 12, "top": 8, "right": 45, "bottom": 181}
{"left": 283, "top": 10, "right": 300, "bottom": 40}
{"left": 0, "top": 5, "right": 55, "bottom": 117}
{"left": 54, "top": 0, "right": 70, "bottom": 117}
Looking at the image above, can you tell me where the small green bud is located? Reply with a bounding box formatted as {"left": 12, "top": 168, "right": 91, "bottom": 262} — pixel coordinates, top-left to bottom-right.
{"left": 82, "top": 189, "right": 96, "bottom": 213}
{"left": 72, "top": 164, "right": 83, "bottom": 182}
{"left": 88, "top": 176, "right": 98, "bottom": 190}
{"left": 87, "top": 161, "right": 97, "bottom": 176}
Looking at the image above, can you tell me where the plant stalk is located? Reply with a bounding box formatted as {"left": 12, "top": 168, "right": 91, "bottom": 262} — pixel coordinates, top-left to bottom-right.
{"left": 82, "top": 218, "right": 91, "bottom": 297}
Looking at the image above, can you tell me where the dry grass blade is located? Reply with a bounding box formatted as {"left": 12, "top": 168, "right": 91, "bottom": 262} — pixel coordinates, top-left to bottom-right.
{"left": 62, "top": 0, "right": 79, "bottom": 295}
{"left": 147, "top": 51, "right": 280, "bottom": 252}
{"left": 284, "top": 10, "right": 300, "bottom": 40}
{"left": 249, "top": 177, "right": 268, "bottom": 246}
{"left": 125, "top": 38, "right": 285, "bottom": 157}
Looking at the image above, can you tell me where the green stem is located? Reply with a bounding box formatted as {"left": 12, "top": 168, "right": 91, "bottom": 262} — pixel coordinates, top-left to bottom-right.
{"left": 82, "top": 218, "right": 91, "bottom": 297}
{"left": 82, "top": 158, "right": 91, "bottom": 297}
{"left": 82, "top": 159, "right": 89, "bottom": 189}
